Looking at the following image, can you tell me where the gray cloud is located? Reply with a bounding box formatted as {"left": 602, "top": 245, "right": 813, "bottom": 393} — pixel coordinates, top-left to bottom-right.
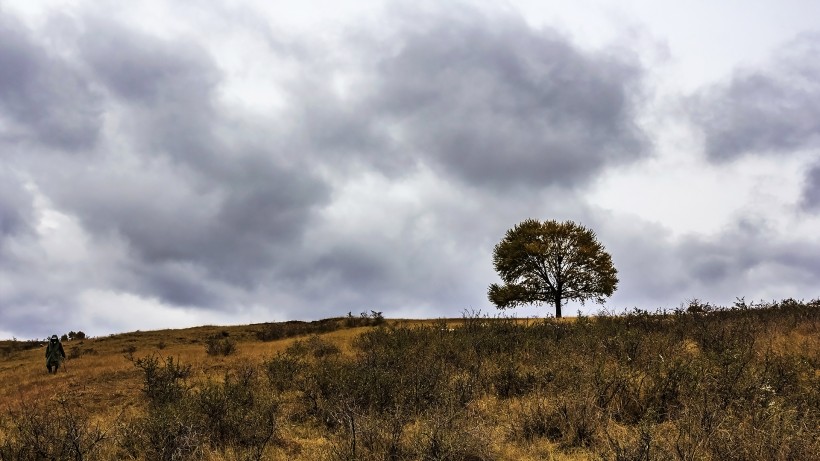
{"left": 4, "top": 2, "right": 816, "bottom": 339}
{"left": 600, "top": 215, "right": 820, "bottom": 310}
{"left": 0, "top": 14, "right": 333, "bottom": 330}
{"left": 78, "top": 18, "right": 225, "bottom": 173}
{"left": 679, "top": 224, "right": 820, "bottom": 302}
{"left": 800, "top": 163, "right": 820, "bottom": 212}
{"left": 289, "top": 6, "right": 649, "bottom": 188}
{"left": 40, "top": 20, "right": 331, "bottom": 288}
{"left": 0, "top": 12, "right": 101, "bottom": 150}
{"left": 691, "top": 33, "right": 820, "bottom": 161}
{"left": 369, "top": 10, "right": 647, "bottom": 188}
{"left": 0, "top": 168, "right": 33, "bottom": 242}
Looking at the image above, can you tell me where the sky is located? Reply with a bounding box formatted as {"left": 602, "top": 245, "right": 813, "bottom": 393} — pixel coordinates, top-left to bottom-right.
{"left": 2, "top": 0, "right": 820, "bottom": 339}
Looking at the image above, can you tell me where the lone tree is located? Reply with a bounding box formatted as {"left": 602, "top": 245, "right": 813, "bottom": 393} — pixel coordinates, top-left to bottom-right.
{"left": 488, "top": 219, "right": 618, "bottom": 318}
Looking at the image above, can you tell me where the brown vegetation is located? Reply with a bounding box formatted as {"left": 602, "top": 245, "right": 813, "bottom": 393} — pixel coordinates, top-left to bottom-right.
{"left": 0, "top": 300, "right": 818, "bottom": 460}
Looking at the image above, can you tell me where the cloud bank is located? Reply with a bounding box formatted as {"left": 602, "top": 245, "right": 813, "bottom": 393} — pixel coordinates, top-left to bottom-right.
{"left": 1, "top": 2, "right": 818, "bottom": 338}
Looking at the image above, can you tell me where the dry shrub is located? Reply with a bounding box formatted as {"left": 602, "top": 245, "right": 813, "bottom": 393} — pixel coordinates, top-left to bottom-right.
{"left": 130, "top": 354, "right": 192, "bottom": 407}
{"left": 122, "top": 359, "right": 280, "bottom": 461}
{"left": 325, "top": 408, "right": 408, "bottom": 461}
{"left": 119, "top": 404, "right": 206, "bottom": 461}
{"left": 510, "top": 394, "right": 603, "bottom": 449}
{"left": 598, "top": 420, "right": 682, "bottom": 461}
{"left": 204, "top": 333, "right": 236, "bottom": 356}
{"left": 512, "top": 397, "right": 563, "bottom": 443}
{"left": 194, "top": 366, "right": 279, "bottom": 460}
{"left": 0, "top": 396, "right": 114, "bottom": 461}
{"left": 403, "top": 407, "right": 494, "bottom": 461}
{"left": 255, "top": 318, "right": 346, "bottom": 342}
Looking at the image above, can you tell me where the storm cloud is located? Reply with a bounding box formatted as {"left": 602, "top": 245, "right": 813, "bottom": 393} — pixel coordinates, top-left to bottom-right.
{"left": 1, "top": 1, "right": 818, "bottom": 338}
{"left": 0, "top": 13, "right": 101, "bottom": 151}
{"left": 289, "top": 6, "right": 648, "bottom": 188}
{"left": 800, "top": 163, "right": 820, "bottom": 212}
{"left": 691, "top": 33, "right": 820, "bottom": 161}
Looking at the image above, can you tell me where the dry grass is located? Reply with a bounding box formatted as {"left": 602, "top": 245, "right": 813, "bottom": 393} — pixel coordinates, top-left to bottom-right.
{"left": 1, "top": 302, "right": 818, "bottom": 460}
{"left": 0, "top": 319, "right": 584, "bottom": 460}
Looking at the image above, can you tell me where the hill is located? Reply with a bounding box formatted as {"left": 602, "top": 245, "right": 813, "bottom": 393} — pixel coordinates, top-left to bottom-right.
{"left": 0, "top": 300, "right": 818, "bottom": 460}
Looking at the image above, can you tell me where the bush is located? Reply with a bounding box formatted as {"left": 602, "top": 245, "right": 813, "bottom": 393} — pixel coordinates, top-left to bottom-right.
{"left": 255, "top": 319, "right": 343, "bottom": 342}
{"left": 119, "top": 403, "right": 205, "bottom": 461}
{"left": 404, "top": 405, "right": 493, "bottom": 461}
{"left": 344, "top": 311, "right": 386, "bottom": 328}
{"left": 288, "top": 335, "right": 341, "bottom": 359}
{"left": 0, "top": 339, "right": 42, "bottom": 358}
{"left": 68, "top": 345, "right": 98, "bottom": 360}
{"left": 264, "top": 351, "right": 306, "bottom": 393}
{"left": 514, "top": 397, "right": 563, "bottom": 442}
{"left": 194, "top": 366, "right": 279, "bottom": 459}
{"left": 124, "top": 358, "right": 280, "bottom": 460}
{"left": 130, "top": 354, "right": 192, "bottom": 407}
{"left": 0, "top": 397, "right": 112, "bottom": 460}
{"left": 204, "top": 334, "right": 237, "bottom": 356}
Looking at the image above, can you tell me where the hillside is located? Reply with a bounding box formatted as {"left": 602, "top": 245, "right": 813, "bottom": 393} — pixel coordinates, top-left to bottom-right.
{"left": 1, "top": 301, "right": 818, "bottom": 460}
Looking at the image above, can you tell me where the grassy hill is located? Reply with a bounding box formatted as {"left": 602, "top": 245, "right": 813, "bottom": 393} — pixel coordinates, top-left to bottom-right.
{"left": 0, "top": 300, "right": 818, "bottom": 460}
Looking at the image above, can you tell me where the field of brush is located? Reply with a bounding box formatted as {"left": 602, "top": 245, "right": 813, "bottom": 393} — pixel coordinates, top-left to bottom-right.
{"left": 0, "top": 300, "right": 818, "bottom": 461}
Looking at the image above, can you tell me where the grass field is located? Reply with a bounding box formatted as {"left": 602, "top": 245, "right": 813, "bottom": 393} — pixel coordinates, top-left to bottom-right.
{"left": 0, "top": 300, "right": 818, "bottom": 460}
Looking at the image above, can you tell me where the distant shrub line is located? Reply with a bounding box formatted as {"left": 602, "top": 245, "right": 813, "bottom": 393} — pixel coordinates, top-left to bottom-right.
{"left": 254, "top": 311, "right": 384, "bottom": 341}
{"left": 0, "top": 340, "right": 42, "bottom": 358}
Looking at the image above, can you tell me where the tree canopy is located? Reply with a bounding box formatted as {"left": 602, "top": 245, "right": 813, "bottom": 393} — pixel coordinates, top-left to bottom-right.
{"left": 488, "top": 219, "right": 618, "bottom": 318}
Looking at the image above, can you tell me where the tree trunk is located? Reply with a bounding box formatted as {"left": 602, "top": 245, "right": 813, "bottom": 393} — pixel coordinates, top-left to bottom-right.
{"left": 554, "top": 297, "right": 562, "bottom": 319}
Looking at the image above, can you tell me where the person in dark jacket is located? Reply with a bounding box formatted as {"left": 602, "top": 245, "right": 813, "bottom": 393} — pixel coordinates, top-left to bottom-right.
{"left": 45, "top": 335, "right": 66, "bottom": 374}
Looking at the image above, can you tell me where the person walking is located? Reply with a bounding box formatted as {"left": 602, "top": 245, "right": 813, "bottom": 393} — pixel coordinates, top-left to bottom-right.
{"left": 45, "top": 334, "right": 66, "bottom": 374}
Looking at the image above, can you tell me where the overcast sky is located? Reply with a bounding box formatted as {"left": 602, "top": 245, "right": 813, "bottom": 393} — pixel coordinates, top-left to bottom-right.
{"left": 2, "top": 0, "right": 820, "bottom": 339}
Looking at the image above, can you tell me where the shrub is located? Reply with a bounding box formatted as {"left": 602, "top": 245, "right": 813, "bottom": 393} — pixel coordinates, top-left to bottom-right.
{"left": 0, "top": 397, "right": 112, "bottom": 461}
{"left": 67, "top": 330, "right": 87, "bottom": 340}
{"left": 288, "top": 335, "right": 341, "bottom": 359}
{"left": 68, "top": 346, "right": 98, "bottom": 360}
{"left": 326, "top": 407, "right": 408, "bottom": 461}
{"left": 124, "top": 358, "right": 280, "bottom": 460}
{"left": 255, "top": 319, "right": 343, "bottom": 342}
{"left": 344, "top": 310, "right": 386, "bottom": 328}
{"left": 204, "top": 334, "right": 237, "bottom": 356}
{"left": 601, "top": 423, "right": 665, "bottom": 461}
{"left": 130, "top": 354, "right": 192, "bottom": 407}
{"left": 514, "top": 397, "right": 563, "bottom": 442}
{"left": 405, "top": 405, "right": 493, "bottom": 461}
{"left": 119, "top": 403, "right": 205, "bottom": 461}
{"left": 264, "top": 351, "right": 305, "bottom": 393}
{"left": 0, "top": 339, "right": 42, "bottom": 358}
{"left": 194, "top": 366, "right": 279, "bottom": 459}
{"left": 491, "top": 362, "right": 537, "bottom": 399}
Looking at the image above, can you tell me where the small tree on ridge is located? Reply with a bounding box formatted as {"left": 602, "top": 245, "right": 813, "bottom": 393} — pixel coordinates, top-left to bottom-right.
{"left": 488, "top": 219, "right": 618, "bottom": 318}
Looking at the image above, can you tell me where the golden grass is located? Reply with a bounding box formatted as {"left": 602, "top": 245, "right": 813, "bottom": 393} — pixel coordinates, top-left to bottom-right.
{"left": 0, "top": 319, "right": 596, "bottom": 460}
{"left": 0, "top": 323, "right": 374, "bottom": 420}
{"left": 1, "top": 309, "right": 817, "bottom": 461}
